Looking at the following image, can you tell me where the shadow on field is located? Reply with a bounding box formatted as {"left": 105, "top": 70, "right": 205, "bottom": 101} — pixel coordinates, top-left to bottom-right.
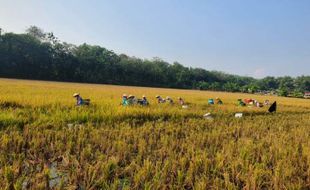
{"left": 0, "top": 101, "right": 24, "bottom": 109}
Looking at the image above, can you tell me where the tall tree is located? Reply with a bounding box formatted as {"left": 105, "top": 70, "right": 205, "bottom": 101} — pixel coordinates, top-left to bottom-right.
{"left": 0, "top": 26, "right": 308, "bottom": 97}
{"left": 26, "top": 26, "right": 46, "bottom": 40}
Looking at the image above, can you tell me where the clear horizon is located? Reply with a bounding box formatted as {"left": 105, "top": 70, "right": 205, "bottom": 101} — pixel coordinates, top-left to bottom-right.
{"left": 1, "top": 0, "right": 310, "bottom": 78}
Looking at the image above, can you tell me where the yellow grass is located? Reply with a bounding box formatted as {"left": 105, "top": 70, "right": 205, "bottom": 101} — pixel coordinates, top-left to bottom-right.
{"left": 0, "top": 78, "right": 309, "bottom": 189}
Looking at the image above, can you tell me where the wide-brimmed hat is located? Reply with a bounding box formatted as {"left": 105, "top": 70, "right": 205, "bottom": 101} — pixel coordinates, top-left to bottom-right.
{"left": 166, "top": 96, "right": 171, "bottom": 99}
{"left": 142, "top": 95, "right": 146, "bottom": 98}
{"left": 73, "top": 93, "right": 80, "bottom": 97}
{"left": 155, "top": 95, "right": 160, "bottom": 98}
{"left": 122, "top": 94, "right": 127, "bottom": 97}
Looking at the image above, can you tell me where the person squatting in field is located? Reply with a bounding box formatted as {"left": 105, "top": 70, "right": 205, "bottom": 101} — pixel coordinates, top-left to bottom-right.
{"left": 166, "top": 96, "right": 174, "bottom": 104}
{"left": 178, "top": 97, "right": 185, "bottom": 105}
{"left": 208, "top": 98, "right": 215, "bottom": 105}
{"left": 237, "top": 99, "right": 246, "bottom": 106}
{"left": 216, "top": 97, "right": 223, "bottom": 105}
{"left": 127, "top": 95, "right": 137, "bottom": 105}
{"left": 73, "top": 93, "right": 90, "bottom": 106}
{"left": 138, "top": 95, "right": 149, "bottom": 106}
{"left": 156, "top": 95, "right": 166, "bottom": 103}
{"left": 121, "top": 94, "right": 128, "bottom": 106}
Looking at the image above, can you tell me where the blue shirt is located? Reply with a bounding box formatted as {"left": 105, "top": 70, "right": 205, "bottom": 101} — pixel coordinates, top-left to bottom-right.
{"left": 77, "top": 96, "right": 84, "bottom": 105}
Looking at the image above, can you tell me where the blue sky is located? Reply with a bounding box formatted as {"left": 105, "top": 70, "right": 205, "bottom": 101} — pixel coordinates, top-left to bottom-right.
{"left": 1, "top": 0, "right": 310, "bottom": 78}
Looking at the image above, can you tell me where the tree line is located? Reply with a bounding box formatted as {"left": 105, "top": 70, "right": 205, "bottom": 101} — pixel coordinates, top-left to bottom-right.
{"left": 0, "top": 26, "right": 309, "bottom": 97}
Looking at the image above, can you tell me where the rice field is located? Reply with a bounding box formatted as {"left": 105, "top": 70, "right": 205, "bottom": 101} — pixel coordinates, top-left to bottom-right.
{"left": 0, "top": 78, "right": 309, "bottom": 189}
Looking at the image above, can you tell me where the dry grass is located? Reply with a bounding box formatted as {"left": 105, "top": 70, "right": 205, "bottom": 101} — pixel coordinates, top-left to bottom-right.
{"left": 0, "top": 78, "right": 309, "bottom": 189}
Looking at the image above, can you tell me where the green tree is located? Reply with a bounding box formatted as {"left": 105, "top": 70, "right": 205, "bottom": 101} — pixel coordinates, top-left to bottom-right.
{"left": 26, "top": 26, "right": 46, "bottom": 40}
{"left": 261, "top": 76, "right": 278, "bottom": 90}
{"left": 0, "top": 26, "right": 309, "bottom": 96}
{"left": 198, "top": 81, "right": 209, "bottom": 90}
{"left": 223, "top": 82, "right": 239, "bottom": 92}
{"left": 278, "top": 87, "right": 289, "bottom": 97}
{"left": 209, "top": 82, "right": 221, "bottom": 91}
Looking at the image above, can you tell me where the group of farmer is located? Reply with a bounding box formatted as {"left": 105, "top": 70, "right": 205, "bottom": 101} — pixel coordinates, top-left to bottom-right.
{"left": 121, "top": 94, "right": 149, "bottom": 106}
{"left": 121, "top": 95, "right": 186, "bottom": 106}
{"left": 207, "top": 97, "right": 223, "bottom": 105}
{"left": 72, "top": 93, "right": 272, "bottom": 111}
{"left": 72, "top": 92, "right": 188, "bottom": 107}
{"left": 154, "top": 95, "right": 185, "bottom": 105}
{"left": 237, "top": 98, "right": 270, "bottom": 107}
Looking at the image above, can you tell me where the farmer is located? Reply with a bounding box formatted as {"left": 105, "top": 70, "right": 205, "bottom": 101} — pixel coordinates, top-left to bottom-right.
{"left": 178, "top": 97, "right": 185, "bottom": 105}
{"left": 268, "top": 101, "right": 277, "bottom": 113}
{"left": 244, "top": 98, "right": 253, "bottom": 104}
{"left": 121, "top": 94, "right": 128, "bottom": 106}
{"left": 216, "top": 97, "right": 223, "bottom": 105}
{"left": 208, "top": 98, "right": 214, "bottom": 105}
{"left": 127, "top": 95, "right": 136, "bottom": 105}
{"left": 156, "top": 95, "right": 166, "bottom": 103}
{"left": 73, "top": 93, "right": 90, "bottom": 106}
{"left": 256, "top": 101, "right": 263, "bottom": 107}
{"left": 142, "top": 95, "right": 149, "bottom": 105}
{"left": 137, "top": 95, "right": 149, "bottom": 106}
{"left": 264, "top": 99, "right": 270, "bottom": 105}
{"left": 237, "top": 99, "right": 246, "bottom": 106}
{"left": 166, "top": 96, "right": 174, "bottom": 104}
{"left": 140, "top": 95, "right": 149, "bottom": 106}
